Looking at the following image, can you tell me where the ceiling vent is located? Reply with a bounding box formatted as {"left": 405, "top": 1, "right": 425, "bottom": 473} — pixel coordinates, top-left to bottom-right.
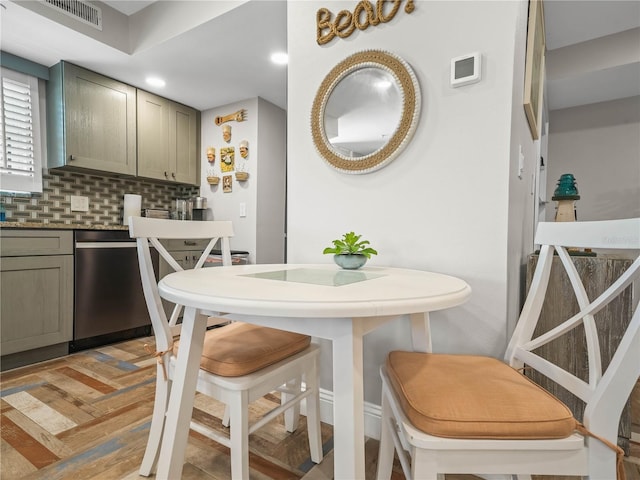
{"left": 41, "top": 0, "right": 102, "bottom": 30}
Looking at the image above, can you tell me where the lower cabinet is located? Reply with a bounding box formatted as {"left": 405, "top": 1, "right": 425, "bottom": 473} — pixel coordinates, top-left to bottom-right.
{"left": 525, "top": 254, "right": 633, "bottom": 453}
{"left": 163, "top": 249, "right": 203, "bottom": 272}
{"left": 0, "top": 230, "right": 73, "bottom": 367}
{"left": 159, "top": 238, "right": 211, "bottom": 276}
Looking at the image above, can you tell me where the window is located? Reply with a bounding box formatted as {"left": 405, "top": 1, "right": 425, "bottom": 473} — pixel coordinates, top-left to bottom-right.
{"left": 0, "top": 67, "right": 43, "bottom": 193}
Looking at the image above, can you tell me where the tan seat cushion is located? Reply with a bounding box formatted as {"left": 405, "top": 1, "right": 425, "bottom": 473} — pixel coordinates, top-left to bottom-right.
{"left": 174, "top": 322, "right": 311, "bottom": 377}
{"left": 386, "top": 351, "right": 576, "bottom": 439}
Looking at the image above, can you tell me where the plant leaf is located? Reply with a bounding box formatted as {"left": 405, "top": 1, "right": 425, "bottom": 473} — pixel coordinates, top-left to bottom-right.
{"left": 323, "top": 231, "right": 378, "bottom": 256}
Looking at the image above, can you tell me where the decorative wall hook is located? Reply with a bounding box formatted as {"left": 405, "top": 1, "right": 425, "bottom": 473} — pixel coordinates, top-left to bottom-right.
{"left": 215, "top": 109, "right": 246, "bottom": 126}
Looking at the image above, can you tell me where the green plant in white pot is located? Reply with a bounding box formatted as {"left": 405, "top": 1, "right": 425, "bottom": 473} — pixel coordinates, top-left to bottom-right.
{"left": 323, "top": 231, "right": 378, "bottom": 269}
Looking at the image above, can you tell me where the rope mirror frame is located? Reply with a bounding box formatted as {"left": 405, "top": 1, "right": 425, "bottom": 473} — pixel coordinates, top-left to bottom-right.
{"left": 310, "top": 50, "right": 421, "bottom": 174}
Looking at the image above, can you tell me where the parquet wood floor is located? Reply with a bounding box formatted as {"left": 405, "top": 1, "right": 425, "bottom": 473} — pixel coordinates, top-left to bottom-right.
{"left": 1, "top": 336, "right": 638, "bottom": 480}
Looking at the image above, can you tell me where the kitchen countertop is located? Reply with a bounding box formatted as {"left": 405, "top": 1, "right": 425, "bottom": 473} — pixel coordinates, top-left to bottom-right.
{"left": 0, "top": 221, "right": 129, "bottom": 231}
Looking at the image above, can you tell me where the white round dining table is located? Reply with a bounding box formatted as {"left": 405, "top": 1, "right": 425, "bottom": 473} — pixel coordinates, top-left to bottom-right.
{"left": 156, "top": 263, "right": 471, "bottom": 479}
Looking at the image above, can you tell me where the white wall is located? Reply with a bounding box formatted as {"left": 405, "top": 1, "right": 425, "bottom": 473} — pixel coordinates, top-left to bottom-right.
{"left": 506, "top": 1, "right": 542, "bottom": 338}
{"left": 200, "top": 97, "right": 286, "bottom": 262}
{"left": 546, "top": 96, "right": 640, "bottom": 221}
{"left": 546, "top": 27, "right": 640, "bottom": 111}
{"left": 256, "top": 98, "right": 287, "bottom": 264}
{"left": 286, "top": 0, "right": 536, "bottom": 403}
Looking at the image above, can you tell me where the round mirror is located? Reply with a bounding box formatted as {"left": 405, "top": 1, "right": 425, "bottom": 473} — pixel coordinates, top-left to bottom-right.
{"left": 311, "top": 50, "right": 421, "bottom": 174}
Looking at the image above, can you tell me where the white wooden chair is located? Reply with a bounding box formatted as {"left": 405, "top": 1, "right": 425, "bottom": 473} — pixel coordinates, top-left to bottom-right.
{"left": 129, "top": 217, "right": 323, "bottom": 479}
{"left": 377, "top": 218, "right": 640, "bottom": 480}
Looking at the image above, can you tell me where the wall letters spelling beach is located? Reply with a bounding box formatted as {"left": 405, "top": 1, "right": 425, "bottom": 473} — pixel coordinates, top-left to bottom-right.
{"left": 316, "top": 0, "right": 415, "bottom": 45}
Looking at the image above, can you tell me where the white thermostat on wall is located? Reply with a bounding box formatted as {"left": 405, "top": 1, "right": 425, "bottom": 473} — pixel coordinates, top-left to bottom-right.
{"left": 450, "top": 52, "right": 481, "bottom": 87}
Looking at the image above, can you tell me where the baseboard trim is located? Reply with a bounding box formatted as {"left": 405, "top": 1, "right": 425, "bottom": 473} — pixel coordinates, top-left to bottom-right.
{"left": 299, "top": 385, "right": 381, "bottom": 440}
{"left": 317, "top": 387, "right": 382, "bottom": 441}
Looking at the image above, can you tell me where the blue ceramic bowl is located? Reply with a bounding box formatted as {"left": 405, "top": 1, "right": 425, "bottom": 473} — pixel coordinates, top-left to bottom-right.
{"left": 333, "top": 254, "right": 367, "bottom": 270}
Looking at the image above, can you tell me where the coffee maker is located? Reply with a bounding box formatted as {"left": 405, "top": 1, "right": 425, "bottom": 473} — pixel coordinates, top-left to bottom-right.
{"left": 191, "top": 196, "right": 207, "bottom": 221}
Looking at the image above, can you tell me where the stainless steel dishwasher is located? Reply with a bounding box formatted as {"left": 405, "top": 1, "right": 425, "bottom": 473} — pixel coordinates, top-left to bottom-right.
{"left": 71, "top": 230, "right": 158, "bottom": 352}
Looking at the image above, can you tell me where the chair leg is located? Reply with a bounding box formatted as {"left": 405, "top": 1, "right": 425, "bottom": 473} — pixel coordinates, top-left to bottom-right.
{"left": 376, "top": 390, "right": 395, "bottom": 480}
{"left": 283, "top": 376, "right": 301, "bottom": 432}
{"left": 587, "top": 438, "right": 617, "bottom": 480}
{"left": 411, "top": 448, "right": 441, "bottom": 480}
{"left": 222, "top": 404, "right": 230, "bottom": 427}
{"left": 304, "top": 359, "right": 323, "bottom": 464}
{"left": 229, "top": 390, "right": 250, "bottom": 480}
{"left": 140, "top": 364, "right": 171, "bottom": 476}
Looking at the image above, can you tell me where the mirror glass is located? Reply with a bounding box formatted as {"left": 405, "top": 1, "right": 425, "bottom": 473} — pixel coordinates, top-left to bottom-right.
{"left": 311, "top": 50, "right": 421, "bottom": 174}
{"left": 324, "top": 67, "right": 402, "bottom": 158}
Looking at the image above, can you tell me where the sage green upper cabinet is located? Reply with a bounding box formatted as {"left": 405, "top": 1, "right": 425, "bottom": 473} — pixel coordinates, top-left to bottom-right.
{"left": 47, "top": 62, "right": 137, "bottom": 176}
{"left": 137, "top": 89, "right": 200, "bottom": 185}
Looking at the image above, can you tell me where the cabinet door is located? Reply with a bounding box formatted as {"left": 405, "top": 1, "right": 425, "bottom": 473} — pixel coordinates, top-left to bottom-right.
{"left": 172, "top": 103, "right": 199, "bottom": 185}
{"left": 138, "top": 90, "right": 199, "bottom": 185}
{"left": 0, "top": 230, "right": 73, "bottom": 256}
{"left": 64, "top": 63, "right": 137, "bottom": 175}
{"left": 161, "top": 238, "right": 210, "bottom": 252}
{"left": 1, "top": 255, "right": 73, "bottom": 355}
{"left": 159, "top": 251, "right": 190, "bottom": 279}
{"left": 137, "top": 89, "right": 171, "bottom": 181}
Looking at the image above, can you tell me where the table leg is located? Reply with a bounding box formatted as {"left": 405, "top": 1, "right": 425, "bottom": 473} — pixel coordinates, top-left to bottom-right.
{"left": 155, "top": 307, "right": 208, "bottom": 480}
{"left": 410, "top": 311, "right": 432, "bottom": 353}
{"left": 332, "top": 329, "right": 365, "bottom": 479}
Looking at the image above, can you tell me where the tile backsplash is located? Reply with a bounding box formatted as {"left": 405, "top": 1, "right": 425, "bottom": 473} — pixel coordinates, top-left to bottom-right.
{"left": 0, "top": 169, "right": 199, "bottom": 226}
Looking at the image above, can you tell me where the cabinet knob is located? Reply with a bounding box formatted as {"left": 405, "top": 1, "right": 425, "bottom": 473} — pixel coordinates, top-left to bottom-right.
{"left": 164, "top": 171, "right": 168, "bottom": 178}
{"left": 69, "top": 155, "right": 75, "bottom": 161}
{"left": 172, "top": 172, "right": 176, "bottom": 179}
{"left": 184, "top": 241, "right": 196, "bottom": 246}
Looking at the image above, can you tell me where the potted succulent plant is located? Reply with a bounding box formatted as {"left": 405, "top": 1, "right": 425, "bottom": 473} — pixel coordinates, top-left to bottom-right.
{"left": 323, "top": 231, "right": 378, "bottom": 269}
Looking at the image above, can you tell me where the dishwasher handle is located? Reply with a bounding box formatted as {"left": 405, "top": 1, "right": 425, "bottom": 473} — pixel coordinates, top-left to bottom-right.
{"left": 75, "top": 242, "right": 138, "bottom": 249}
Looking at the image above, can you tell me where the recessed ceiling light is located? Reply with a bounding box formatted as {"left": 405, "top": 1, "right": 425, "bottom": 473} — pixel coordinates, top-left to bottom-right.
{"left": 145, "top": 76, "right": 166, "bottom": 88}
{"left": 270, "top": 52, "right": 288, "bottom": 65}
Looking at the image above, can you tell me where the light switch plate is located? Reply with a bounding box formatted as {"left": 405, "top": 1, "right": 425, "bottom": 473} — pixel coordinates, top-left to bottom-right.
{"left": 518, "top": 145, "right": 525, "bottom": 179}
{"left": 71, "top": 195, "right": 89, "bottom": 212}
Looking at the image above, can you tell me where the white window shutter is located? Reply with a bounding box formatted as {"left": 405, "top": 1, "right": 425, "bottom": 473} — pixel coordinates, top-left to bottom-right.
{"left": 0, "top": 67, "right": 43, "bottom": 194}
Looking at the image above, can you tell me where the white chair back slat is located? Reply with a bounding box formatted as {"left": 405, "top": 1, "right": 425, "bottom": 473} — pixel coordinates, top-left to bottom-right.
{"left": 585, "top": 307, "right": 640, "bottom": 435}
{"left": 512, "top": 218, "right": 640, "bottom": 422}
{"left": 135, "top": 239, "right": 174, "bottom": 352}
{"left": 515, "top": 347, "right": 594, "bottom": 402}
{"left": 129, "top": 216, "right": 234, "bottom": 240}
{"left": 220, "top": 236, "right": 232, "bottom": 266}
{"left": 521, "top": 255, "right": 640, "bottom": 355}
{"left": 193, "top": 237, "right": 223, "bottom": 269}
{"left": 556, "top": 246, "right": 603, "bottom": 385}
{"left": 520, "top": 256, "right": 635, "bottom": 351}
{"left": 522, "top": 312, "right": 586, "bottom": 350}
{"left": 534, "top": 217, "right": 640, "bottom": 249}
{"left": 506, "top": 244, "right": 555, "bottom": 365}
{"left": 149, "top": 237, "right": 184, "bottom": 273}
{"left": 130, "top": 218, "right": 236, "bottom": 352}
{"left": 168, "top": 304, "right": 184, "bottom": 327}
{"left": 536, "top": 218, "right": 640, "bottom": 439}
